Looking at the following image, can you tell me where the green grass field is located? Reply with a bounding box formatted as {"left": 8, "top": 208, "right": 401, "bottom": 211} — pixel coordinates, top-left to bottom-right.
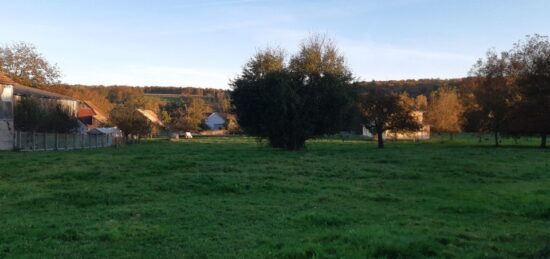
{"left": 1, "top": 136, "right": 549, "bottom": 258}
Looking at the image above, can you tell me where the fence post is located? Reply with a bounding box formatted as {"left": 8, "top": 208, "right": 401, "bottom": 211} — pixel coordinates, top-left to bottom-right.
{"left": 73, "top": 134, "right": 77, "bottom": 150}
{"left": 43, "top": 132, "right": 47, "bottom": 151}
{"left": 64, "top": 134, "right": 68, "bottom": 150}
{"left": 32, "top": 132, "right": 35, "bottom": 151}
{"left": 54, "top": 133, "right": 58, "bottom": 151}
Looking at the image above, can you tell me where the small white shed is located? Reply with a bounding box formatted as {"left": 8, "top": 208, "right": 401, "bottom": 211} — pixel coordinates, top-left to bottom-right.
{"left": 204, "top": 112, "right": 226, "bottom": 130}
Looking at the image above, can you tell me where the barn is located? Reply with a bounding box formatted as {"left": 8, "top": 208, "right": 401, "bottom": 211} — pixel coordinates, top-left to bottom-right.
{"left": 0, "top": 72, "right": 81, "bottom": 150}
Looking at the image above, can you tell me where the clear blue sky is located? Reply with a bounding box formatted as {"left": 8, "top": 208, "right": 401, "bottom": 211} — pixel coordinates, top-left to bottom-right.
{"left": 1, "top": 0, "right": 549, "bottom": 89}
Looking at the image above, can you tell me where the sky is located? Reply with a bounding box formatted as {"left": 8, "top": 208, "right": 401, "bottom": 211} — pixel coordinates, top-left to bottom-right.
{"left": 1, "top": 0, "right": 549, "bottom": 89}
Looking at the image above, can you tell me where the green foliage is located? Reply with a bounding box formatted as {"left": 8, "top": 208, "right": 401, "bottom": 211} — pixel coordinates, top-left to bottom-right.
{"left": 163, "top": 98, "right": 209, "bottom": 132}
{"left": 109, "top": 103, "right": 150, "bottom": 137}
{"left": 0, "top": 136, "right": 549, "bottom": 258}
{"left": 232, "top": 35, "right": 355, "bottom": 150}
{"left": 14, "top": 97, "right": 79, "bottom": 133}
{"left": 510, "top": 34, "right": 550, "bottom": 147}
{"left": 469, "top": 50, "right": 519, "bottom": 146}
{"left": 358, "top": 86, "right": 421, "bottom": 148}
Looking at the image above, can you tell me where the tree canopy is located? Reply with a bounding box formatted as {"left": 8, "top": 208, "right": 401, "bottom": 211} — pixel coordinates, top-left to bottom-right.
{"left": 358, "top": 86, "right": 420, "bottom": 148}
{"left": 0, "top": 42, "right": 61, "bottom": 87}
{"left": 232, "top": 35, "right": 354, "bottom": 150}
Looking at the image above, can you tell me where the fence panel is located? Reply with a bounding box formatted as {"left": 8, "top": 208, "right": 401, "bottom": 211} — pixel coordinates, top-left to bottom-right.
{"left": 14, "top": 131, "right": 121, "bottom": 151}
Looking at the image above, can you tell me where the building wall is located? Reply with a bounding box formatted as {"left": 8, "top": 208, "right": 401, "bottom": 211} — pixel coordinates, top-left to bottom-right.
{"left": 13, "top": 95, "right": 79, "bottom": 116}
{"left": 205, "top": 113, "right": 226, "bottom": 130}
{"left": 0, "top": 85, "right": 14, "bottom": 150}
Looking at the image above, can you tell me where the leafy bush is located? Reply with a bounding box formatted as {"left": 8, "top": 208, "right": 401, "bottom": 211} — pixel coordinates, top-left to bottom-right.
{"left": 14, "top": 97, "right": 79, "bottom": 133}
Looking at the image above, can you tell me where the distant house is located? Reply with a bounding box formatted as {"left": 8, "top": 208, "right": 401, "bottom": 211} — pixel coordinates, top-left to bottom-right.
{"left": 136, "top": 109, "right": 164, "bottom": 136}
{"left": 362, "top": 111, "right": 430, "bottom": 140}
{"left": 205, "top": 112, "right": 226, "bottom": 130}
{"left": 78, "top": 101, "right": 108, "bottom": 129}
{"left": 204, "top": 112, "right": 237, "bottom": 131}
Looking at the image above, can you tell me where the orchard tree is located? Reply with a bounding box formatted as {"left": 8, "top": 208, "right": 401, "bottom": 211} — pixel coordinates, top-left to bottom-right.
{"left": 231, "top": 35, "right": 354, "bottom": 150}
{"left": 358, "top": 86, "right": 420, "bottom": 148}
{"left": 511, "top": 34, "right": 550, "bottom": 148}
{"left": 470, "top": 50, "right": 520, "bottom": 146}
{"left": 164, "top": 98, "right": 209, "bottom": 132}
{"left": 109, "top": 103, "right": 151, "bottom": 139}
{"left": 0, "top": 42, "right": 61, "bottom": 87}
{"left": 426, "top": 87, "right": 464, "bottom": 139}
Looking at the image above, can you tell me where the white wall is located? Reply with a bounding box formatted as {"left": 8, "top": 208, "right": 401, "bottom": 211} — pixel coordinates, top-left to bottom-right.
{"left": 0, "top": 85, "right": 14, "bottom": 150}
{"left": 0, "top": 120, "right": 14, "bottom": 150}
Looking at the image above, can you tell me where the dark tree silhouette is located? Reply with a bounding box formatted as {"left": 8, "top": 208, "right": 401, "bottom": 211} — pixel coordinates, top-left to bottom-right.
{"left": 358, "top": 87, "right": 420, "bottom": 148}
{"left": 232, "top": 35, "right": 354, "bottom": 150}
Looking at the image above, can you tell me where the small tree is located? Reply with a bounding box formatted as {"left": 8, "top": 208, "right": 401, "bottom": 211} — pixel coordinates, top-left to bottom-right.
{"left": 426, "top": 88, "right": 464, "bottom": 139}
{"left": 44, "top": 104, "right": 80, "bottom": 133}
{"left": 358, "top": 87, "right": 420, "bottom": 148}
{"left": 168, "top": 98, "right": 209, "bottom": 132}
{"left": 109, "top": 103, "right": 150, "bottom": 139}
{"left": 470, "top": 50, "right": 520, "bottom": 146}
{"left": 14, "top": 97, "right": 42, "bottom": 132}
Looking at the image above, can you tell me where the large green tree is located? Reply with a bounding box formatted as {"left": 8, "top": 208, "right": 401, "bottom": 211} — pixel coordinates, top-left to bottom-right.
{"left": 511, "top": 34, "right": 550, "bottom": 147}
{"left": 469, "top": 50, "right": 520, "bottom": 146}
{"left": 231, "top": 35, "right": 354, "bottom": 150}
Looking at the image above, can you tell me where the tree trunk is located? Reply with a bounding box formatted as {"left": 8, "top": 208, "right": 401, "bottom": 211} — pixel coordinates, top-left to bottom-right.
{"left": 541, "top": 134, "right": 547, "bottom": 148}
{"left": 377, "top": 131, "right": 384, "bottom": 148}
{"left": 494, "top": 131, "right": 499, "bottom": 147}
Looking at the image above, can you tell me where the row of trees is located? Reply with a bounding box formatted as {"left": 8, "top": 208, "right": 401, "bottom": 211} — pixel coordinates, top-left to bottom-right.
{"left": 468, "top": 34, "right": 550, "bottom": 147}
{"left": 233, "top": 34, "right": 550, "bottom": 150}
{"left": 232, "top": 35, "right": 422, "bottom": 150}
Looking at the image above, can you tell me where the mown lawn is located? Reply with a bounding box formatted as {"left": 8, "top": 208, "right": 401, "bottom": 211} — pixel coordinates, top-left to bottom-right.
{"left": 0, "top": 136, "right": 549, "bottom": 258}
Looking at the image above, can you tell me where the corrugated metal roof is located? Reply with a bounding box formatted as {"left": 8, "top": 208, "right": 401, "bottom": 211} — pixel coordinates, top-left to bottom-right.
{"left": 0, "top": 72, "right": 76, "bottom": 101}
{"left": 14, "top": 84, "right": 77, "bottom": 100}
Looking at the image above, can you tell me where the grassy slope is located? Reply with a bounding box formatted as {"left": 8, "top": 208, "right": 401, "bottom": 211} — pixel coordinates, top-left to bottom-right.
{"left": 0, "top": 136, "right": 549, "bottom": 258}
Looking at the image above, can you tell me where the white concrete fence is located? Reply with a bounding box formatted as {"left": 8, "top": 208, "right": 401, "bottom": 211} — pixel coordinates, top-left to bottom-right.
{"left": 13, "top": 131, "right": 122, "bottom": 151}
